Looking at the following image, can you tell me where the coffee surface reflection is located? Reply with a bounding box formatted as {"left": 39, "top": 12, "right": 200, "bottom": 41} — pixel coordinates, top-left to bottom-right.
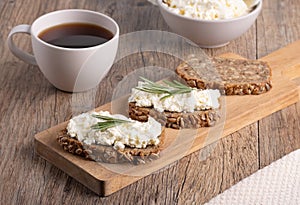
{"left": 38, "top": 23, "right": 114, "bottom": 49}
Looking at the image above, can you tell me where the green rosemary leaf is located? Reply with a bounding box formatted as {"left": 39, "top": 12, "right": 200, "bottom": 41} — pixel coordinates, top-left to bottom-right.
{"left": 136, "top": 77, "right": 193, "bottom": 100}
{"left": 91, "top": 115, "right": 131, "bottom": 131}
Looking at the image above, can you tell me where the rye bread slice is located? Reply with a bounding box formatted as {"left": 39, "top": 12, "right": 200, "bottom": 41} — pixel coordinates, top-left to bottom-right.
{"left": 129, "top": 102, "right": 220, "bottom": 129}
{"left": 57, "top": 129, "right": 164, "bottom": 165}
{"left": 176, "top": 57, "right": 272, "bottom": 95}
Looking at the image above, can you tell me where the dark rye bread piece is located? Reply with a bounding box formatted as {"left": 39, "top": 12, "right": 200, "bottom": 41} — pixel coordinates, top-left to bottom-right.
{"left": 129, "top": 102, "right": 220, "bottom": 129}
{"left": 176, "top": 57, "right": 272, "bottom": 95}
{"left": 57, "top": 129, "right": 165, "bottom": 165}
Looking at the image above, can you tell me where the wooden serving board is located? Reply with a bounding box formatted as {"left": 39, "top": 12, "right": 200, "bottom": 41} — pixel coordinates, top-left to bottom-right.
{"left": 34, "top": 40, "right": 300, "bottom": 196}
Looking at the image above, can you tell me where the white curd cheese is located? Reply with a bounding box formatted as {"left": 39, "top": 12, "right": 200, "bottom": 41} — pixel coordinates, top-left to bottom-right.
{"left": 67, "top": 111, "right": 162, "bottom": 151}
{"left": 128, "top": 81, "right": 220, "bottom": 113}
{"left": 163, "top": 0, "right": 249, "bottom": 20}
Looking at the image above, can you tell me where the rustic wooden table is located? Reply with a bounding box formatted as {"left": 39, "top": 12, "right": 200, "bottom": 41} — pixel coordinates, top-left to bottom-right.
{"left": 1, "top": 0, "right": 299, "bottom": 204}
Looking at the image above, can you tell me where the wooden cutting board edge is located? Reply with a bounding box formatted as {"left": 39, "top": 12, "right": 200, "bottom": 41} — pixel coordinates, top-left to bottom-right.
{"left": 34, "top": 40, "right": 300, "bottom": 196}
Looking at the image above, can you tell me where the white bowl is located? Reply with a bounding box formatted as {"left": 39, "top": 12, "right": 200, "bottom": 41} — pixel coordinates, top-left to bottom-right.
{"left": 157, "top": 0, "right": 262, "bottom": 48}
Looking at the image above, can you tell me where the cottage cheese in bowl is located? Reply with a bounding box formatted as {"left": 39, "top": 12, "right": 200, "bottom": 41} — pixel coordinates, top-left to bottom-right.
{"left": 158, "top": 0, "right": 262, "bottom": 47}
{"left": 162, "top": 0, "right": 249, "bottom": 20}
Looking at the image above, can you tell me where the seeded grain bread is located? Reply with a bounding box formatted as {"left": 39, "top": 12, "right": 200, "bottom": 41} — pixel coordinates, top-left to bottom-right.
{"left": 129, "top": 102, "right": 220, "bottom": 129}
{"left": 57, "top": 129, "right": 164, "bottom": 165}
{"left": 176, "top": 57, "right": 272, "bottom": 95}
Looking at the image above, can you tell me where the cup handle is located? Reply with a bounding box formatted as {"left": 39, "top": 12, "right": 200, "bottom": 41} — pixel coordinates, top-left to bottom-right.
{"left": 7, "top": 24, "right": 37, "bottom": 65}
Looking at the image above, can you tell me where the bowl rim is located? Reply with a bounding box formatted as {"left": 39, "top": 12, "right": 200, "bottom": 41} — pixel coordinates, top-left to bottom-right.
{"left": 157, "top": 0, "right": 262, "bottom": 23}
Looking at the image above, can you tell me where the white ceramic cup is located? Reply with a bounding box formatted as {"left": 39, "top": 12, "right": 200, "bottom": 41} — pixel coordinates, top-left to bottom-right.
{"left": 7, "top": 9, "right": 119, "bottom": 92}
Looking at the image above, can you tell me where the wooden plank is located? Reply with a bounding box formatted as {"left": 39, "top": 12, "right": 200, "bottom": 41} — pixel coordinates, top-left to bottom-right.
{"left": 257, "top": 0, "right": 300, "bottom": 169}
{"left": 177, "top": 123, "right": 259, "bottom": 204}
{"left": 35, "top": 40, "right": 300, "bottom": 196}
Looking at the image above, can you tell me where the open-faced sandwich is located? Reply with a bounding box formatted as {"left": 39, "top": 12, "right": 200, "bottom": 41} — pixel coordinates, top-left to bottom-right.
{"left": 129, "top": 78, "right": 221, "bottom": 129}
{"left": 176, "top": 57, "right": 272, "bottom": 95}
{"left": 57, "top": 111, "right": 164, "bottom": 165}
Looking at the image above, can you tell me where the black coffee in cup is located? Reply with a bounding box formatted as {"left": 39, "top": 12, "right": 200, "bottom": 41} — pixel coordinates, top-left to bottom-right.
{"left": 8, "top": 9, "right": 119, "bottom": 92}
{"left": 38, "top": 23, "right": 114, "bottom": 48}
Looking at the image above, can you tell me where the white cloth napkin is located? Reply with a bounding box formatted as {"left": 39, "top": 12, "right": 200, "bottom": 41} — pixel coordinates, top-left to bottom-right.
{"left": 206, "top": 149, "right": 300, "bottom": 205}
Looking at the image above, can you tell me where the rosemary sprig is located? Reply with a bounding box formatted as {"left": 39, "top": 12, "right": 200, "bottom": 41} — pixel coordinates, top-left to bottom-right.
{"left": 91, "top": 114, "right": 131, "bottom": 131}
{"left": 135, "top": 77, "right": 193, "bottom": 100}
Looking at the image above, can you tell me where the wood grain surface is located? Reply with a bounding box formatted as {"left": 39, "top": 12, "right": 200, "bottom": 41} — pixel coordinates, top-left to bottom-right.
{"left": 1, "top": 0, "right": 300, "bottom": 204}
{"left": 34, "top": 44, "right": 300, "bottom": 196}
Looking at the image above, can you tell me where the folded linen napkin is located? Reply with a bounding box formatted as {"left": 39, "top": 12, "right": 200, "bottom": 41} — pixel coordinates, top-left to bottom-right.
{"left": 206, "top": 149, "right": 300, "bottom": 205}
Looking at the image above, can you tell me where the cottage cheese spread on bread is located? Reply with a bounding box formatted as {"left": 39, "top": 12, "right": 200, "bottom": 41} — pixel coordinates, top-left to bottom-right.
{"left": 67, "top": 111, "right": 162, "bottom": 151}
{"left": 128, "top": 81, "right": 220, "bottom": 113}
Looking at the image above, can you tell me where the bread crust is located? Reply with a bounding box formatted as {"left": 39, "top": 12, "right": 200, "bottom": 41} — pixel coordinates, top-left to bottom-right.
{"left": 57, "top": 129, "right": 164, "bottom": 165}
{"left": 176, "top": 57, "right": 272, "bottom": 95}
{"left": 129, "top": 102, "right": 220, "bottom": 129}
